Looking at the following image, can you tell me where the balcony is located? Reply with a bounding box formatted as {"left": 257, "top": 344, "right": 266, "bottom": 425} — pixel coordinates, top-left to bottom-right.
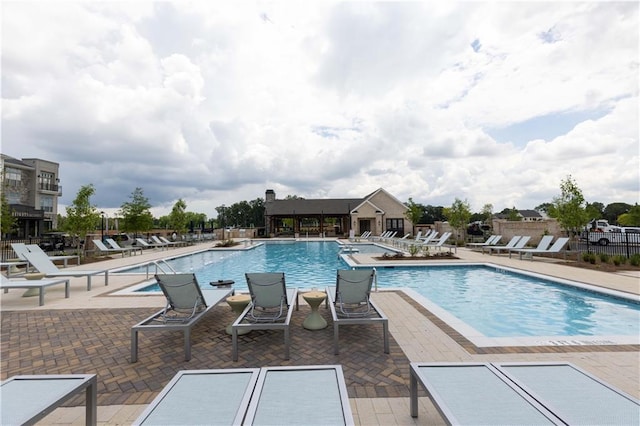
{"left": 38, "top": 183, "right": 62, "bottom": 196}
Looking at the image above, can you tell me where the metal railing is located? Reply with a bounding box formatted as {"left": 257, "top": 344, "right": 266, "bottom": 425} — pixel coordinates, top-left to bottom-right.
{"left": 144, "top": 259, "right": 177, "bottom": 279}
{"left": 579, "top": 232, "right": 640, "bottom": 258}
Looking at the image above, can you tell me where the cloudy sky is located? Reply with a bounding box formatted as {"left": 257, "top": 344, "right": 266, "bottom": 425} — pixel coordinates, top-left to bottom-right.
{"left": 2, "top": 1, "right": 638, "bottom": 218}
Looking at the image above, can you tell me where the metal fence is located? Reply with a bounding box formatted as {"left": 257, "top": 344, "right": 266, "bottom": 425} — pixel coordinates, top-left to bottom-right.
{"left": 0, "top": 238, "right": 42, "bottom": 262}
{"left": 578, "top": 232, "right": 640, "bottom": 258}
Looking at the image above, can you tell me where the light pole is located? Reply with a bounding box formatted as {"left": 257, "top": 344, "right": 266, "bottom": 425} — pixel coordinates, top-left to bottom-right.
{"left": 100, "top": 211, "right": 105, "bottom": 241}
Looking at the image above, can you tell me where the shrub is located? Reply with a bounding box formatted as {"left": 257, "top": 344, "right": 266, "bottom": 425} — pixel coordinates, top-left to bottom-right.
{"left": 630, "top": 254, "right": 640, "bottom": 267}
{"left": 582, "top": 252, "right": 596, "bottom": 263}
{"left": 612, "top": 255, "right": 626, "bottom": 266}
{"left": 598, "top": 253, "right": 610, "bottom": 263}
{"left": 408, "top": 244, "right": 420, "bottom": 257}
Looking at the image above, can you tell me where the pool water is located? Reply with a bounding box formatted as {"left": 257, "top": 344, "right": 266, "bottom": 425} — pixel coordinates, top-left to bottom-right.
{"left": 123, "top": 241, "right": 639, "bottom": 338}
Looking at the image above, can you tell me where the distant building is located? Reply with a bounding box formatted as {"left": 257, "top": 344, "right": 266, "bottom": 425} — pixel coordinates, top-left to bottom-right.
{"left": 264, "top": 188, "right": 410, "bottom": 237}
{"left": 495, "top": 209, "right": 544, "bottom": 222}
{"left": 1, "top": 154, "right": 62, "bottom": 237}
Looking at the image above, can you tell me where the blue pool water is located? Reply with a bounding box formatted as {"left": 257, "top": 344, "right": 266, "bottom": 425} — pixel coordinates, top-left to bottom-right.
{"left": 122, "top": 241, "right": 639, "bottom": 338}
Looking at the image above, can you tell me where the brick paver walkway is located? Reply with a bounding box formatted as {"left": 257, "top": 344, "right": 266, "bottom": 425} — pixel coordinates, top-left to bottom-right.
{"left": 1, "top": 300, "right": 410, "bottom": 407}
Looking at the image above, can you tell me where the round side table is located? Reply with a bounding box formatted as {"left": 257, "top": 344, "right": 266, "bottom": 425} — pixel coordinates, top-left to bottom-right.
{"left": 302, "top": 291, "right": 328, "bottom": 330}
{"left": 226, "top": 294, "right": 251, "bottom": 335}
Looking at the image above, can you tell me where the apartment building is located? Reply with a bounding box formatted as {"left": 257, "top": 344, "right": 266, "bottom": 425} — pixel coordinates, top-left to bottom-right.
{"left": 1, "top": 154, "right": 62, "bottom": 237}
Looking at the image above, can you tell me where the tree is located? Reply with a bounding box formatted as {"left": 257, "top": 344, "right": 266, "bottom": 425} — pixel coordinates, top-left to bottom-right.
{"left": 443, "top": 198, "right": 471, "bottom": 242}
{"left": 422, "top": 205, "right": 445, "bottom": 224}
{"left": 603, "top": 202, "right": 631, "bottom": 224}
{"left": 534, "top": 202, "right": 554, "bottom": 214}
{"left": 585, "top": 202, "right": 605, "bottom": 221}
{"left": 548, "top": 175, "right": 589, "bottom": 239}
{"left": 404, "top": 198, "right": 423, "bottom": 235}
{"left": 64, "top": 184, "right": 99, "bottom": 256}
{"left": 617, "top": 205, "right": 640, "bottom": 226}
{"left": 1, "top": 191, "right": 16, "bottom": 237}
{"left": 119, "top": 187, "right": 153, "bottom": 237}
{"left": 480, "top": 203, "right": 493, "bottom": 222}
{"left": 169, "top": 199, "right": 188, "bottom": 235}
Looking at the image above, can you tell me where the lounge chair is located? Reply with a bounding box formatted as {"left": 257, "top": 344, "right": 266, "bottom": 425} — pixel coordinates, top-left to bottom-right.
{"left": 105, "top": 238, "right": 143, "bottom": 255}
{"left": 151, "top": 235, "right": 174, "bottom": 248}
{"left": 492, "top": 362, "right": 640, "bottom": 425}
{"left": 1, "top": 374, "right": 97, "bottom": 426}
{"left": 507, "top": 235, "right": 553, "bottom": 258}
{"left": 134, "top": 365, "right": 354, "bottom": 426}
{"left": 231, "top": 273, "right": 298, "bottom": 361}
{"left": 21, "top": 250, "right": 109, "bottom": 291}
{"left": 326, "top": 269, "right": 389, "bottom": 355}
{"left": 420, "top": 232, "right": 455, "bottom": 252}
{"left": 131, "top": 274, "right": 232, "bottom": 362}
{"left": 466, "top": 235, "right": 502, "bottom": 249}
{"left": 159, "top": 235, "right": 186, "bottom": 247}
{"left": 509, "top": 237, "right": 570, "bottom": 260}
{"left": 135, "top": 237, "right": 167, "bottom": 250}
{"left": 481, "top": 235, "right": 521, "bottom": 254}
{"left": 1, "top": 275, "right": 70, "bottom": 306}
{"left": 92, "top": 240, "right": 134, "bottom": 257}
{"left": 12, "top": 243, "right": 80, "bottom": 267}
{"left": 490, "top": 235, "right": 531, "bottom": 255}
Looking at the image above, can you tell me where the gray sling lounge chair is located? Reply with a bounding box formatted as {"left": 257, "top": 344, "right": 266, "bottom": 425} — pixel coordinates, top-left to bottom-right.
{"left": 231, "top": 273, "right": 298, "bottom": 361}
{"left": 131, "top": 274, "right": 233, "bottom": 362}
{"left": 134, "top": 365, "right": 354, "bottom": 426}
{"left": 326, "top": 269, "right": 389, "bottom": 355}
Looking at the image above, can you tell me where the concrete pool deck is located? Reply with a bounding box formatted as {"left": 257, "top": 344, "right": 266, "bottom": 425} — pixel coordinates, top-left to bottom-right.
{"left": 1, "top": 239, "right": 639, "bottom": 425}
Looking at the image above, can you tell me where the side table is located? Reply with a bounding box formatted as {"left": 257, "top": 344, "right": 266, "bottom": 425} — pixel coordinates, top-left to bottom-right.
{"left": 302, "top": 291, "right": 327, "bottom": 330}
{"left": 226, "top": 294, "right": 251, "bottom": 335}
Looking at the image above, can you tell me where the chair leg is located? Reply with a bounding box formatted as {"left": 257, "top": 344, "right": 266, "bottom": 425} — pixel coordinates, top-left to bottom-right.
{"left": 383, "top": 320, "right": 390, "bottom": 354}
{"left": 183, "top": 329, "right": 191, "bottom": 361}
{"left": 131, "top": 329, "right": 138, "bottom": 363}
{"left": 284, "top": 327, "right": 290, "bottom": 360}
{"left": 232, "top": 327, "right": 239, "bottom": 361}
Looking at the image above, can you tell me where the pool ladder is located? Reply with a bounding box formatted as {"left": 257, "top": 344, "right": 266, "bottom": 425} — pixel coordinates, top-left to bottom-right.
{"left": 145, "top": 259, "right": 177, "bottom": 278}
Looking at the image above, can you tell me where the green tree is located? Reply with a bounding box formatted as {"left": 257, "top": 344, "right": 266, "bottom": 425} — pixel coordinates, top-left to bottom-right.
{"left": 617, "top": 205, "right": 640, "bottom": 226}
{"left": 169, "top": 199, "right": 188, "bottom": 235}
{"left": 603, "top": 202, "right": 631, "bottom": 224}
{"left": 422, "top": 205, "right": 445, "bottom": 224}
{"left": 548, "top": 175, "right": 589, "bottom": 240}
{"left": 534, "top": 202, "right": 554, "bottom": 214}
{"left": 119, "top": 187, "right": 153, "bottom": 237}
{"left": 1, "top": 191, "right": 16, "bottom": 236}
{"left": 585, "top": 202, "right": 605, "bottom": 221}
{"left": 404, "top": 198, "right": 423, "bottom": 235}
{"left": 64, "top": 184, "right": 99, "bottom": 256}
{"left": 443, "top": 198, "right": 472, "bottom": 242}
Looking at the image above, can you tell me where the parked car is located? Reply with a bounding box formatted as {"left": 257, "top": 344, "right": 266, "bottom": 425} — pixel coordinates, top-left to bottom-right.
{"left": 585, "top": 227, "right": 640, "bottom": 246}
{"left": 38, "top": 232, "right": 70, "bottom": 252}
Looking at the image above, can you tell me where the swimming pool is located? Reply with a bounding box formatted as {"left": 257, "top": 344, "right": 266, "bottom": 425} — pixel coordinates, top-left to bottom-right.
{"left": 116, "top": 241, "right": 639, "bottom": 344}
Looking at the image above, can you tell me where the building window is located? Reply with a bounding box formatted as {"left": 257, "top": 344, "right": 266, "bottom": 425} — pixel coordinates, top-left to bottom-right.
{"left": 6, "top": 190, "right": 20, "bottom": 204}
{"left": 5, "top": 167, "right": 21, "bottom": 186}
{"left": 386, "top": 218, "right": 404, "bottom": 233}
{"left": 40, "top": 195, "right": 54, "bottom": 212}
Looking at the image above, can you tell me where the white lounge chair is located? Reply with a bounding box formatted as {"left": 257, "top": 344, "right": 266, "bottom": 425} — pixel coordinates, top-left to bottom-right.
{"left": 466, "top": 235, "right": 502, "bottom": 249}
{"left": 105, "top": 238, "right": 143, "bottom": 255}
{"left": 1, "top": 275, "right": 70, "bottom": 306}
{"left": 421, "top": 232, "right": 455, "bottom": 252}
{"left": 92, "top": 240, "right": 134, "bottom": 257}
{"left": 488, "top": 235, "right": 531, "bottom": 255}
{"left": 1, "top": 374, "right": 97, "bottom": 426}
{"left": 481, "top": 236, "right": 520, "bottom": 254}
{"left": 159, "top": 236, "right": 186, "bottom": 247}
{"left": 135, "top": 238, "right": 167, "bottom": 250}
{"left": 510, "top": 237, "right": 570, "bottom": 260}
{"left": 150, "top": 235, "right": 173, "bottom": 248}
{"left": 12, "top": 243, "right": 80, "bottom": 268}
{"left": 507, "top": 235, "right": 553, "bottom": 258}
{"left": 21, "top": 250, "right": 108, "bottom": 291}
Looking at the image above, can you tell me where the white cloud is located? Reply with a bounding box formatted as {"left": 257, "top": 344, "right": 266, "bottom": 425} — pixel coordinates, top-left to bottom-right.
{"left": 2, "top": 1, "right": 638, "bottom": 218}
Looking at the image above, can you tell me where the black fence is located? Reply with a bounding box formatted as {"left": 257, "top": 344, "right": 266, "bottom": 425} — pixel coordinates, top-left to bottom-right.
{"left": 578, "top": 232, "right": 640, "bottom": 258}
{"left": 0, "top": 238, "right": 42, "bottom": 262}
